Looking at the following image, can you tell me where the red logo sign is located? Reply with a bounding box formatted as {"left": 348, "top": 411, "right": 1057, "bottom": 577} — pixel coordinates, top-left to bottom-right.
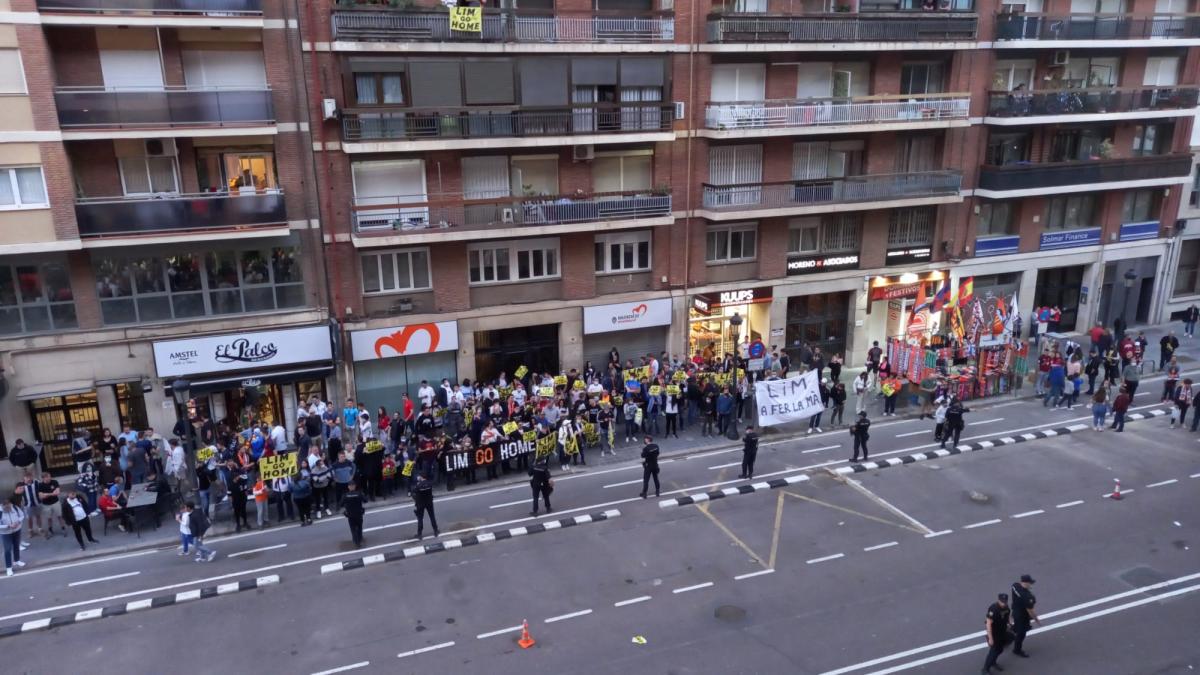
{"left": 374, "top": 323, "right": 441, "bottom": 358}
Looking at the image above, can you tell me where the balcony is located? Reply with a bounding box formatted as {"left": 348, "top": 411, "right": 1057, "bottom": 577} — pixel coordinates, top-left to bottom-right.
{"left": 331, "top": 8, "right": 675, "bottom": 45}
{"left": 703, "top": 93, "right": 969, "bottom": 137}
{"left": 994, "top": 13, "right": 1200, "bottom": 44}
{"left": 75, "top": 191, "right": 287, "bottom": 241}
{"left": 55, "top": 86, "right": 274, "bottom": 133}
{"left": 36, "top": 0, "right": 262, "bottom": 14}
{"left": 705, "top": 13, "right": 978, "bottom": 46}
{"left": 985, "top": 86, "right": 1200, "bottom": 123}
{"left": 976, "top": 154, "right": 1192, "bottom": 194}
{"left": 700, "top": 171, "right": 962, "bottom": 218}
{"left": 351, "top": 190, "right": 672, "bottom": 244}
{"left": 341, "top": 104, "right": 673, "bottom": 150}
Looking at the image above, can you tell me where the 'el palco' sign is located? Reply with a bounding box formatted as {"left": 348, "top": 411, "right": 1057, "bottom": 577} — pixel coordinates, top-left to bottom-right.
{"left": 755, "top": 370, "right": 824, "bottom": 427}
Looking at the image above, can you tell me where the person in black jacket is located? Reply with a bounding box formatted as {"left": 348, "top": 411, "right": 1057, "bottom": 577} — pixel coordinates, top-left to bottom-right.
{"left": 639, "top": 436, "right": 660, "bottom": 499}
{"left": 186, "top": 500, "right": 217, "bottom": 562}
{"left": 342, "top": 481, "right": 365, "bottom": 547}
{"left": 9, "top": 439, "right": 37, "bottom": 477}
{"left": 739, "top": 426, "right": 758, "bottom": 479}
{"left": 411, "top": 473, "right": 439, "bottom": 539}
{"left": 227, "top": 465, "right": 251, "bottom": 532}
{"left": 528, "top": 453, "right": 552, "bottom": 516}
{"left": 61, "top": 492, "right": 98, "bottom": 550}
{"left": 943, "top": 398, "right": 969, "bottom": 449}
{"left": 850, "top": 412, "right": 871, "bottom": 462}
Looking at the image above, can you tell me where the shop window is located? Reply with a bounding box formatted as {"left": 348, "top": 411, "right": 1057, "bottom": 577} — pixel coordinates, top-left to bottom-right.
{"left": 361, "top": 248, "right": 432, "bottom": 295}
{"left": 468, "top": 238, "right": 560, "bottom": 285}
{"left": 28, "top": 392, "right": 101, "bottom": 476}
{"left": 114, "top": 382, "right": 149, "bottom": 432}
{"left": 788, "top": 214, "right": 860, "bottom": 255}
{"left": 888, "top": 208, "right": 935, "bottom": 246}
{"left": 296, "top": 380, "right": 327, "bottom": 407}
{"left": 0, "top": 166, "right": 48, "bottom": 210}
{"left": 1174, "top": 239, "right": 1200, "bottom": 297}
{"left": 976, "top": 201, "right": 1015, "bottom": 237}
{"left": 0, "top": 261, "right": 77, "bottom": 336}
{"left": 1045, "top": 194, "right": 1096, "bottom": 231}
{"left": 1122, "top": 189, "right": 1162, "bottom": 224}
{"left": 706, "top": 223, "right": 757, "bottom": 264}
{"left": 785, "top": 292, "right": 850, "bottom": 362}
{"left": 595, "top": 231, "right": 651, "bottom": 274}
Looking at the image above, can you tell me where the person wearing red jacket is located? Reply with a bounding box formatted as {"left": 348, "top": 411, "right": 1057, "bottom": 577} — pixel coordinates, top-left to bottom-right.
{"left": 1110, "top": 386, "right": 1131, "bottom": 432}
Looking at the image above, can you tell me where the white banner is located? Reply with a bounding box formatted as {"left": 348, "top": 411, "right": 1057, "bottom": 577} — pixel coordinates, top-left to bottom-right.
{"left": 153, "top": 326, "right": 332, "bottom": 378}
{"left": 350, "top": 320, "right": 459, "bottom": 361}
{"left": 755, "top": 370, "right": 824, "bottom": 427}
{"left": 583, "top": 298, "right": 672, "bottom": 335}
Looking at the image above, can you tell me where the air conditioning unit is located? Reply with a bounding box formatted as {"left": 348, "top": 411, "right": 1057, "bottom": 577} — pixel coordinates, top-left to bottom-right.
{"left": 573, "top": 144, "right": 594, "bottom": 162}
{"left": 674, "top": 101, "right": 686, "bottom": 120}
{"left": 144, "top": 138, "right": 177, "bottom": 157}
{"left": 1052, "top": 50, "right": 1070, "bottom": 66}
{"left": 501, "top": 207, "right": 515, "bottom": 223}
{"left": 322, "top": 98, "right": 339, "bottom": 120}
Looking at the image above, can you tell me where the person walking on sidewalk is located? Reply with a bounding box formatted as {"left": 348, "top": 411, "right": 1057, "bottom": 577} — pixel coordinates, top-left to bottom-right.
{"left": 61, "top": 491, "right": 98, "bottom": 551}
{"left": 865, "top": 341, "right": 882, "bottom": 390}
{"left": 411, "top": 473, "right": 440, "bottom": 540}
{"left": 943, "top": 398, "right": 968, "bottom": 449}
{"left": 1, "top": 498, "right": 25, "bottom": 576}
{"left": 1170, "top": 378, "right": 1193, "bottom": 429}
{"left": 1010, "top": 574, "right": 1039, "bottom": 658}
{"left": 850, "top": 411, "right": 871, "bottom": 462}
{"left": 981, "top": 593, "right": 1012, "bottom": 674}
{"left": 639, "top": 435, "right": 660, "bottom": 499}
{"left": 739, "top": 426, "right": 759, "bottom": 479}
{"left": 1111, "top": 386, "right": 1131, "bottom": 432}
{"left": 1184, "top": 303, "right": 1199, "bottom": 338}
{"left": 528, "top": 453, "right": 553, "bottom": 516}
{"left": 342, "top": 481, "right": 365, "bottom": 548}
{"left": 186, "top": 501, "right": 217, "bottom": 562}
{"left": 228, "top": 468, "right": 251, "bottom": 532}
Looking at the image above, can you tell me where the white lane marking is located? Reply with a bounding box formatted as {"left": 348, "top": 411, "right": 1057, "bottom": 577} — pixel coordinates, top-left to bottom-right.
{"left": 614, "top": 595, "right": 653, "bottom": 607}
{"left": 843, "top": 478, "right": 934, "bottom": 536}
{"left": 1102, "top": 488, "right": 1136, "bottom": 498}
{"left": 973, "top": 418, "right": 1005, "bottom": 425}
{"left": 818, "top": 570, "right": 1200, "bottom": 675}
{"left": 602, "top": 478, "right": 644, "bottom": 489}
{"left": 227, "top": 543, "right": 288, "bottom": 558}
{"left": 963, "top": 519, "right": 1002, "bottom": 529}
{"left": 895, "top": 429, "right": 929, "bottom": 438}
{"left": 708, "top": 461, "right": 743, "bottom": 470}
{"left": 475, "top": 625, "right": 524, "bottom": 639}
{"left": 1056, "top": 500, "right": 1085, "bottom": 508}
{"left": 806, "top": 553, "right": 845, "bottom": 564}
{"left": 1146, "top": 479, "right": 1179, "bottom": 488}
{"left": 488, "top": 499, "right": 529, "bottom": 510}
{"left": 802, "top": 444, "right": 841, "bottom": 454}
{"left": 397, "top": 641, "right": 455, "bottom": 659}
{"left": 864, "top": 541, "right": 899, "bottom": 552}
{"left": 1011, "top": 509, "right": 1045, "bottom": 519}
{"left": 924, "top": 530, "right": 953, "bottom": 538}
{"left": 673, "top": 582, "right": 714, "bottom": 594}
{"left": 544, "top": 609, "right": 593, "bottom": 623}
{"left": 864, "top": 582, "right": 1200, "bottom": 675}
{"left": 1190, "top": 472, "right": 1200, "bottom": 478}
{"left": 734, "top": 569, "right": 775, "bottom": 581}
{"left": 68, "top": 571, "right": 140, "bottom": 587}
{"left": 0, "top": 548, "right": 160, "bottom": 582}
{"left": 311, "top": 662, "right": 371, "bottom": 675}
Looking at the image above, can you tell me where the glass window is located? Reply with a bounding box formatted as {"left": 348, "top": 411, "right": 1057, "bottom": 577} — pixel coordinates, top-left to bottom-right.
{"left": 1045, "top": 194, "right": 1097, "bottom": 231}
{"left": 355, "top": 73, "right": 406, "bottom": 106}
{"left": 0, "top": 50, "right": 26, "bottom": 94}
{"left": 468, "top": 239, "right": 557, "bottom": 285}
{"left": 976, "top": 201, "right": 1015, "bottom": 237}
{"left": 888, "top": 208, "right": 936, "bottom": 245}
{"left": 0, "top": 262, "right": 77, "bottom": 335}
{"left": 594, "top": 231, "right": 651, "bottom": 273}
{"left": 788, "top": 218, "right": 820, "bottom": 254}
{"left": 706, "top": 223, "right": 757, "bottom": 263}
{"left": 1122, "top": 189, "right": 1161, "bottom": 224}
{"left": 361, "top": 248, "right": 433, "bottom": 294}
{"left": 823, "top": 214, "right": 861, "bottom": 252}
{"left": 1132, "top": 123, "right": 1171, "bottom": 157}
{"left": 1175, "top": 239, "right": 1200, "bottom": 297}
{"left": 900, "top": 63, "right": 945, "bottom": 95}
{"left": 0, "top": 167, "right": 49, "bottom": 209}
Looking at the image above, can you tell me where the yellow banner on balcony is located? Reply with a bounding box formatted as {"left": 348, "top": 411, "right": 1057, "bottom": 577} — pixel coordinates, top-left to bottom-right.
{"left": 449, "top": 6, "right": 482, "bottom": 33}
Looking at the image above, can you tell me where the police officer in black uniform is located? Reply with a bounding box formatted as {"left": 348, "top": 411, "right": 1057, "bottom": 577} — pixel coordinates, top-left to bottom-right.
{"left": 342, "top": 481, "right": 365, "bottom": 548}
{"left": 411, "top": 472, "right": 440, "bottom": 539}
{"left": 528, "top": 452, "right": 552, "bottom": 516}
{"left": 943, "top": 397, "right": 969, "bottom": 449}
{"left": 982, "top": 592, "right": 1011, "bottom": 674}
{"left": 639, "top": 435, "right": 660, "bottom": 499}
{"left": 739, "top": 426, "right": 759, "bottom": 479}
{"left": 850, "top": 411, "right": 871, "bottom": 462}
{"left": 1010, "top": 574, "right": 1039, "bottom": 657}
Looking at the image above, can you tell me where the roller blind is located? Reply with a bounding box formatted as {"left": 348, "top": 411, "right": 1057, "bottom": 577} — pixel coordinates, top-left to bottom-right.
{"left": 572, "top": 58, "right": 619, "bottom": 86}
{"left": 620, "top": 58, "right": 664, "bottom": 87}
{"left": 520, "top": 59, "right": 568, "bottom": 106}
{"left": 464, "top": 61, "right": 515, "bottom": 105}
{"left": 410, "top": 62, "right": 463, "bottom": 107}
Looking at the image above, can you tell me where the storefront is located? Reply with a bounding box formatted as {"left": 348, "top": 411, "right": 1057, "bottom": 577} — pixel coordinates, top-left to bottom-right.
{"left": 865, "top": 271, "right": 947, "bottom": 346}
{"left": 785, "top": 292, "right": 852, "bottom": 362}
{"left": 474, "top": 324, "right": 560, "bottom": 382}
{"left": 20, "top": 383, "right": 103, "bottom": 476}
{"left": 350, "top": 320, "right": 459, "bottom": 414}
{"left": 154, "top": 325, "right": 334, "bottom": 435}
{"left": 1097, "top": 256, "right": 1159, "bottom": 328}
{"left": 688, "top": 286, "right": 772, "bottom": 359}
{"left": 582, "top": 298, "right": 671, "bottom": 370}
{"left": 1033, "top": 265, "right": 1086, "bottom": 332}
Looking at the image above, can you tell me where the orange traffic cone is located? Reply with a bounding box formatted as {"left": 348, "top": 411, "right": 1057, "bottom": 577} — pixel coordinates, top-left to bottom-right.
{"left": 1110, "top": 478, "right": 1123, "bottom": 500}
{"left": 518, "top": 619, "right": 536, "bottom": 649}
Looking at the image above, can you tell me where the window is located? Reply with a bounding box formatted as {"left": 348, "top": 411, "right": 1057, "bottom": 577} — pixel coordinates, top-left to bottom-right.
{"left": 595, "top": 231, "right": 651, "bottom": 273}
{"left": 1175, "top": 239, "right": 1200, "bottom": 297}
{"left": 1122, "top": 189, "right": 1161, "bottom": 224}
{"left": 900, "top": 63, "right": 945, "bottom": 95}
{"left": 787, "top": 214, "right": 861, "bottom": 255}
{"left": 991, "top": 60, "right": 1035, "bottom": 91}
{"left": 1191, "top": 165, "right": 1200, "bottom": 208}
{"left": 0, "top": 167, "right": 48, "bottom": 209}
{"left": 986, "top": 133, "right": 1030, "bottom": 166}
{"left": 0, "top": 50, "right": 26, "bottom": 94}
{"left": 1132, "top": 123, "right": 1171, "bottom": 157}
{"left": 888, "top": 208, "right": 936, "bottom": 246}
{"left": 593, "top": 153, "right": 652, "bottom": 193}
{"left": 119, "top": 156, "right": 179, "bottom": 196}
{"left": 354, "top": 73, "right": 406, "bottom": 106}
{"left": 361, "top": 248, "right": 431, "bottom": 295}
{"left": 0, "top": 262, "right": 77, "bottom": 335}
{"left": 1045, "top": 194, "right": 1097, "bottom": 231}
{"left": 469, "top": 239, "right": 559, "bottom": 284}
{"left": 976, "top": 201, "right": 1015, "bottom": 237}
{"left": 706, "top": 223, "right": 757, "bottom": 263}
{"left": 788, "top": 218, "right": 820, "bottom": 254}
{"left": 1050, "top": 127, "right": 1109, "bottom": 162}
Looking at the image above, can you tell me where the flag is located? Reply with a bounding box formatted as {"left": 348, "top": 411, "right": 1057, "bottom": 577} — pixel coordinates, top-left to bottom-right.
{"left": 912, "top": 281, "right": 931, "bottom": 316}
{"left": 1004, "top": 291, "right": 1019, "bottom": 336}
{"left": 992, "top": 296, "right": 1006, "bottom": 336}
{"left": 958, "top": 277, "right": 975, "bottom": 305}
{"left": 931, "top": 279, "right": 952, "bottom": 313}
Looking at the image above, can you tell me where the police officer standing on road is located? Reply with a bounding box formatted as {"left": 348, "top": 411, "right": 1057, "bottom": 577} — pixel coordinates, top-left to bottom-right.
{"left": 342, "top": 480, "right": 365, "bottom": 548}
{"left": 528, "top": 452, "right": 552, "bottom": 516}
{"left": 639, "top": 435, "right": 660, "bottom": 499}
{"left": 411, "top": 472, "right": 440, "bottom": 540}
{"left": 942, "top": 397, "right": 969, "bottom": 449}
{"left": 982, "top": 592, "right": 1011, "bottom": 674}
{"left": 1010, "top": 574, "right": 1039, "bottom": 657}
{"left": 739, "top": 426, "right": 759, "bottom": 479}
{"left": 849, "top": 411, "right": 871, "bottom": 462}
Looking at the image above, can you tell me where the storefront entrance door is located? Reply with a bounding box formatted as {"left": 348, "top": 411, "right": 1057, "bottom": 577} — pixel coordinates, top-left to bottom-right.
{"left": 28, "top": 393, "right": 102, "bottom": 476}
{"left": 475, "top": 324, "right": 560, "bottom": 382}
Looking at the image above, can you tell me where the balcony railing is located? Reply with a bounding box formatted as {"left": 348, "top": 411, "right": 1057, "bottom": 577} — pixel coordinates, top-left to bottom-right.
{"left": 977, "top": 154, "right": 1192, "bottom": 191}
{"left": 342, "top": 104, "right": 673, "bottom": 142}
{"left": 986, "top": 86, "right": 1200, "bottom": 117}
{"left": 36, "top": 0, "right": 262, "bottom": 13}
{"left": 352, "top": 190, "right": 672, "bottom": 234}
{"left": 701, "top": 171, "right": 961, "bottom": 211}
{"left": 994, "top": 13, "right": 1200, "bottom": 40}
{"left": 55, "top": 86, "right": 274, "bottom": 129}
{"left": 706, "top": 13, "right": 978, "bottom": 42}
{"left": 331, "top": 8, "right": 675, "bottom": 43}
{"left": 705, "top": 93, "right": 969, "bottom": 130}
{"left": 75, "top": 191, "right": 287, "bottom": 238}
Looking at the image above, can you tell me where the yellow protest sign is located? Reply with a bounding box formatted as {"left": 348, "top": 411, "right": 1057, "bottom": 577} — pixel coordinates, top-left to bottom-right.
{"left": 564, "top": 435, "right": 579, "bottom": 456}
{"left": 503, "top": 421, "right": 519, "bottom": 435}
{"left": 499, "top": 386, "right": 513, "bottom": 399}
{"left": 535, "top": 434, "right": 557, "bottom": 458}
{"left": 553, "top": 374, "right": 567, "bottom": 386}
{"left": 514, "top": 365, "right": 528, "bottom": 379}
{"left": 672, "top": 370, "right": 687, "bottom": 382}
{"left": 537, "top": 386, "right": 555, "bottom": 397}
{"left": 258, "top": 453, "right": 297, "bottom": 481}
{"left": 649, "top": 385, "right": 662, "bottom": 396}
{"left": 401, "top": 460, "right": 414, "bottom": 477}
{"left": 363, "top": 440, "right": 384, "bottom": 454}
{"left": 522, "top": 430, "right": 537, "bottom": 443}
{"left": 196, "top": 446, "right": 216, "bottom": 462}
{"left": 666, "top": 385, "right": 680, "bottom": 396}
{"left": 583, "top": 422, "right": 598, "bottom": 446}
{"left": 573, "top": 379, "right": 585, "bottom": 390}
{"left": 449, "top": 6, "right": 482, "bottom": 33}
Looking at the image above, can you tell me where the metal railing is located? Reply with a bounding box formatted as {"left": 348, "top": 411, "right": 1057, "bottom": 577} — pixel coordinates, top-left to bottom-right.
{"left": 55, "top": 85, "right": 274, "bottom": 128}
{"left": 332, "top": 8, "right": 675, "bottom": 43}
{"left": 36, "top": 0, "right": 262, "bottom": 13}
{"left": 701, "top": 171, "right": 961, "bottom": 210}
{"left": 342, "top": 104, "right": 673, "bottom": 142}
{"left": 994, "top": 13, "right": 1200, "bottom": 40}
{"left": 706, "top": 13, "right": 978, "bottom": 42}
{"left": 977, "top": 154, "right": 1192, "bottom": 191}
{"left": 75, "top": 191, "right": 286, "bottom": 238}
{"left": 705, "top": 94, "right": 969, "bottom": 130}
{"left": 352, "top": 190, "right": 672, "bottom": 234}
{"left": 986, "top": 86, "right": 1199, "bottom": 117}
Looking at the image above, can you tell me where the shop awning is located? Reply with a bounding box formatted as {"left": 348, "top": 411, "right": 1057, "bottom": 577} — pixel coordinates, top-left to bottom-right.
{"left": 164, "top": 365, "right": 333, "bottom": 396}
{"left": 17, "top": 379, "right": 96, "bottom": 401}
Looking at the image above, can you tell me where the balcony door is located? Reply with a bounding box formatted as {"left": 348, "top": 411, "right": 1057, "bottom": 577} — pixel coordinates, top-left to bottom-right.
{"left": 711, "top": 64, "right": 766, "bottom": 127}
{"left": 182, "top": 46, "right": 267, "bottom": 89}
{"left": 351, "top": 160, "right": 428, "bottom": 230}
{"left": 708, "top": 144, "right": 762, "bottom": 207}
{"left": 992, "top": 60, "right": 1036, "bottom": 92}
{"left": 223, "top": 153, "right": 277, "bottom": 194}
{"left": 97, "top": 29, "right": 162, "bottom": 91}
{"left": 1144, "top": 56, "right": 1180, "bottom": 86}
{"left": 117, "top": 139, "right": 179, "bottom": 197}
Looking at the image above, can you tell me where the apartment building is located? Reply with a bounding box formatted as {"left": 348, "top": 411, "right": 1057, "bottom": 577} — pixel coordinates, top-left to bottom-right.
{"left": 0, "top": 0, "right": 328, "bottom": 476}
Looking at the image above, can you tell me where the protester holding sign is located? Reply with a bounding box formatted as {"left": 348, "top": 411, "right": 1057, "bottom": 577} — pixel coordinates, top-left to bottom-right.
{"left": 755, "top": 371, "right": 825, "bottom": 427}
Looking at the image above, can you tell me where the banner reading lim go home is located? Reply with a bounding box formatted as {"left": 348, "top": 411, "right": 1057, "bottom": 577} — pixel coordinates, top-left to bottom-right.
{"left": 754, "top": 370, "right": 824, "bottom": 427}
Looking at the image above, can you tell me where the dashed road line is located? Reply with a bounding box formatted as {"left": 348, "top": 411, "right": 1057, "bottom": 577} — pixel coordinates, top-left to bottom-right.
{"left": 1191, "top": 472, "right": 1200, "bottom": 479}
{"left": 673, "top": 582, "right": 714, "bottom": 594}
{"left": 863, "top": 541, "right": 899, "bottom": 552}
{"left": 924, "top": 530, "right": 953, "bottom": 538}
{"left": 397, "top": 642, "right": 455, "bottom": 659}
{"left": 1056, "top": 500, "right": 1085, "bottom": 509}
{"left": 1011, "top": 509, "right": 1045, "bottom": 519}
{"left": 659, "top": 474, "right": 810, "bottom": 508}
{"left": 311, "top": 662, "right": 370, "bottom": 675}
{"left": 602, "top": 478, "right": 644, "bottom": 489}
{"left": 1102, "top": 488, "right": 1136, "bottom": 498}
{"left": 614, "top": 595, "right": 653, "bottom": 607}
{"left": 227, "top": 543, "right": 287, "bottom": 558}
{"left": 964, "top": 519, "right": 1002, "bottom": 529}
{"left": 801, "top": 444, "right": 841, "bottom": 454}
{"left": 488, "top": 499, "right": 529, "bottom": 510}
{"left": 476, "top": 625, "right": 523, "bottom": 639}
{"left": 708, "top": 461, "right": 743, "bottom": 470}
{"left": 544, "top": 609, "right": 592, "bottom": 623}
{"left": 68, "top": 571, "right": 140, "bottom": 587}
{"left": 1146, "top": 479, "right": 1179, "bottom": 488}
{"left": 734, "top": 569, "right": 775, "bottom": 580}
{"left": 806, "top": 553, "right": 845, "bottom": 564}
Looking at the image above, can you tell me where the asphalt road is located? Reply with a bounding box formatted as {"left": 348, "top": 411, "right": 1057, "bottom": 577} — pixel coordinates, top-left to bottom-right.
{"left": 3, "top": 390, "right": 1198, "bottom": 675}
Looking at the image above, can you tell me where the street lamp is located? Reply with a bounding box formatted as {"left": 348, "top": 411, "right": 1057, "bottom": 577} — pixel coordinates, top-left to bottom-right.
{"left": 728, "top": 312, "right": 743, "bottom": 438}
{"left": 170, "top": 378, "right": 198, "bottom": 499}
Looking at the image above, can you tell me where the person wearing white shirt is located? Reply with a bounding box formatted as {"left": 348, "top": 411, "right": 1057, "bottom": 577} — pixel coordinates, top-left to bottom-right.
{"left": 417, "top": 381, "right": 435, "bottom": 409}
{"left": 512, "top": 385, "right": 527, "bottom": 406}
{"left": 270, "top": 424, "right": 287, "bottom": 452}
{"left": 313, "top": 398, "right": 327, "bottom": 417}
{"left": 358, "top": 412, "right": 374, "bottom": 442}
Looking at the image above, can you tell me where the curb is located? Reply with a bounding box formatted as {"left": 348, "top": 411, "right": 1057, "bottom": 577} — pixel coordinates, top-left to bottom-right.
{"left": 658, "top": 474, "right": 810, "bottom": 509}
{"left": 0, "top": 574, "right": 280, "bottom": 639}
{"left": 320, "top": 509, "right": 622, "bottom": 575}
